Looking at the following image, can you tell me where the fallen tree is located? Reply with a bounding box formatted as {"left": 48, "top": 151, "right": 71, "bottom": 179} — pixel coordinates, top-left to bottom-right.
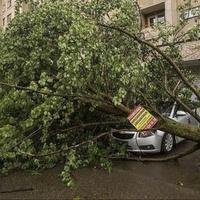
{"left": 0, "top": 0, "right": 200, "bottom": 185}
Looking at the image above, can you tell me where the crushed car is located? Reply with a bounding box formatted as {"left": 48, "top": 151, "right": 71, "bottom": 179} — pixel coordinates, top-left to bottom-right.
{"left": 111, "top": 102, "right": 200, "bottom": 153}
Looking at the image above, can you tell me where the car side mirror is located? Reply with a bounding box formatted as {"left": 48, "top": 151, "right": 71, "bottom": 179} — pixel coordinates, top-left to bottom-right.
{"left": 176, "top": 110, "right": 187, "bottom": 117}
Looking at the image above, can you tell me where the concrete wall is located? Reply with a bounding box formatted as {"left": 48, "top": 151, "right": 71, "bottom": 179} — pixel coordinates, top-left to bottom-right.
{"left": 165, "top": 0, "right": 179, "bottom": 25}
{"left": 0, "top": 0, "right": 15, "bottom": 28}
{"left": 0, "top": 0, "right": 30, "bottom": 28}
{"left": 0, "top": 0, "right": 2, "bottom": 28}
{"left": 139, "top": 0, "right": 200, "bottom": 79}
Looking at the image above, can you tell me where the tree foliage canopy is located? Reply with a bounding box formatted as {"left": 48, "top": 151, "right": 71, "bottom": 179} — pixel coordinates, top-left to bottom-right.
{"left": 0, "top": 0, "right": 200, "bottom": 185}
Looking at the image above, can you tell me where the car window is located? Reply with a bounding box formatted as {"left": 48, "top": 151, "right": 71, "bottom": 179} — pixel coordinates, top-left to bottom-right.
{"left": 161, "top": 102, "right": 174, "bottom": 117}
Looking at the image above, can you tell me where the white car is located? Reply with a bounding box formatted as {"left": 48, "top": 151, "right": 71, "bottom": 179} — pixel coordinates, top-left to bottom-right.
{"left": 111, "top": 102, "right": 200, "bottom": 153}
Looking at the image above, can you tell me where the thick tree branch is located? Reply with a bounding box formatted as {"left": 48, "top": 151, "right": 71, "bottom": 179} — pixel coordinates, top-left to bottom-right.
{"left": 88, "top": 86, "right": 131, "bottom": 114}
{"left": 0, "top": 81, "right": 67, "bottom": 98}
{"left": 152, "top": 52, "right": 200, "bottom": 123}
{"left": 157, "top": 117, "right": 200, "bottom": 142}
{"left": 137, "top": 90, "right": 165, "bottom": 120}
{"left": 110, "top": 143, "right": 200, "bottom": 162}
{"left": 98, "top": 24, "right": 200, "bottom": 101}
{"left": 160, "top": 64, "right": 200, "bottom": 123}
{"left": 165, "top": 87, "right": 200, "bottom": 123}
{"left": 0, "top": 81, "right": 111, "bottom": 106}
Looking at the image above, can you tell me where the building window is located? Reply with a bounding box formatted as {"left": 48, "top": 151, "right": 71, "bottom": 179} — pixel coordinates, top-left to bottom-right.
{"left": 7, "top": 13, "right": 12, "bottom": 24}
{"left": 145, "top": 11, "right": 165, "bottom": 27}
{"left": 183, "top": 6, "right": 200, "bottom": 19}
{"left": 2, "top": 18, "right": 5, "bottom": 26}
{"left": 7, "top": 0, "right": 12, "bottom": 8}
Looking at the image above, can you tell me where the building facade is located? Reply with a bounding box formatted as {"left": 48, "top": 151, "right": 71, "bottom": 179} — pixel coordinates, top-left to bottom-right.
{"left": 139, "top": 0, "right": 200, "bottom": 79}
{"left": 0, "top": 0, "right": 28, "bottom": 28}
{"left": 0, "top": 0, "right": 15, "bottom": 28}
{"left": 139, "top": 0, "right": 200, "bottom": 28}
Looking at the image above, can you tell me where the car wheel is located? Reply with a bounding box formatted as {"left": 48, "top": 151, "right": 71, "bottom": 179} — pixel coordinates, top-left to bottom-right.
{"left": 161, "top": 133, "right": 175, "bottom": 153}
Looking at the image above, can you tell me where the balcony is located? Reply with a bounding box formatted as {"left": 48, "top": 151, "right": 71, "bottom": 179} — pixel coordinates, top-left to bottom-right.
{"left": 139, "top": 1, "right": 165, "bottom": 40}
{"left": 139, "top": 0, "right": 165, "bottom": 11}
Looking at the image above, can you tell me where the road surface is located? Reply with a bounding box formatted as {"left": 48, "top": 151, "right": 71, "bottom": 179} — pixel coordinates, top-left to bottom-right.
{"left": 0, "top": 140, "right": 200, "bottom": 199}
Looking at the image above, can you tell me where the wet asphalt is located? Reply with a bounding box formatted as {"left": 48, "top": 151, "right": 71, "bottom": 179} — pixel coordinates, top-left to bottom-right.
{"left": 0, "top": 140, "right": 200, "bottom": 199}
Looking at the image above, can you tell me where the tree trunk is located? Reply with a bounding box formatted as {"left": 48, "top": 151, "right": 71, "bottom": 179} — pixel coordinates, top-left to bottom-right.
{"left": 158, "top": 118, "right": 200, "bottom": 142}
{"left": 103, "top": 103, "right": 200, "bottom": 143}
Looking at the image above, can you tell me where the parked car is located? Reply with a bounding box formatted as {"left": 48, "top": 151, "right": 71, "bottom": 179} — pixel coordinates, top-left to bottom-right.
{"left": 111, "top": 102, "right": 200, "bottom": 153}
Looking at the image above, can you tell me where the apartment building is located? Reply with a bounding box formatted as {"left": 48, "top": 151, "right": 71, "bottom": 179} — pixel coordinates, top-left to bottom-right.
{"left": 0, "top": 0, "right": 29, "bottom": 28}
{"left": 0, "top": 0, "right": 15, "bottom": 28}
{"left": 139, "top": 0, "right": 200, "bottom": 79}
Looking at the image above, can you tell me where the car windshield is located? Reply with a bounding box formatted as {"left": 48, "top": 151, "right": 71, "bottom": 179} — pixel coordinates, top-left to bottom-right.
{"left": 161, "top": 102, "right": 175, "bottom": 117}
{"left": 161, "top": 101, "right": 187, "bottom": 118}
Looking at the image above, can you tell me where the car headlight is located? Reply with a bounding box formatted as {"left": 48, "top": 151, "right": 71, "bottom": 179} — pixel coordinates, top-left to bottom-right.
{"left": 139, "top": 131, "right": 155, "bottom": 138}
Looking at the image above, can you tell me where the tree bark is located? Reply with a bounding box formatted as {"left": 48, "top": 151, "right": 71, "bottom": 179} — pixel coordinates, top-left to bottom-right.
{"left": 158, "top": 118, "right": 200, "bottom": 142}
{"left": 110, "top": 143, "right": 200, "bottom": 162}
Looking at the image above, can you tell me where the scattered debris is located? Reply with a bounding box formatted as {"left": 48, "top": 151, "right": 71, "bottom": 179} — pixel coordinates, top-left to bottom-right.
{"left": 0, "top": 188, "right": 34, "bottom": 193}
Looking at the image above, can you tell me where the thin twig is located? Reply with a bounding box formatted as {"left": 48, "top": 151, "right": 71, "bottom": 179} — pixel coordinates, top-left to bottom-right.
{"left": 19, "top": 126, "right": 163, "bottom": 158}
{"left": 134, "top": 0, "right": 143, "bottom": 32}
{"left": 19, "top": 131, "right": 110, "bottom": 158}
{"left": 10, "top": 127, "right": 42, "bottom": 150}
{"left": 50, "top": 120, "right": 127, "bottom": 135}
{"left": 173, "top": 80, "right": 182, "bottom": 95}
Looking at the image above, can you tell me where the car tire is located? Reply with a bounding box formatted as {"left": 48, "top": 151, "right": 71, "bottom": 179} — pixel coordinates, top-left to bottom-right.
{"left": 161, "top": 133, "right": 175, "bottom": 153}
